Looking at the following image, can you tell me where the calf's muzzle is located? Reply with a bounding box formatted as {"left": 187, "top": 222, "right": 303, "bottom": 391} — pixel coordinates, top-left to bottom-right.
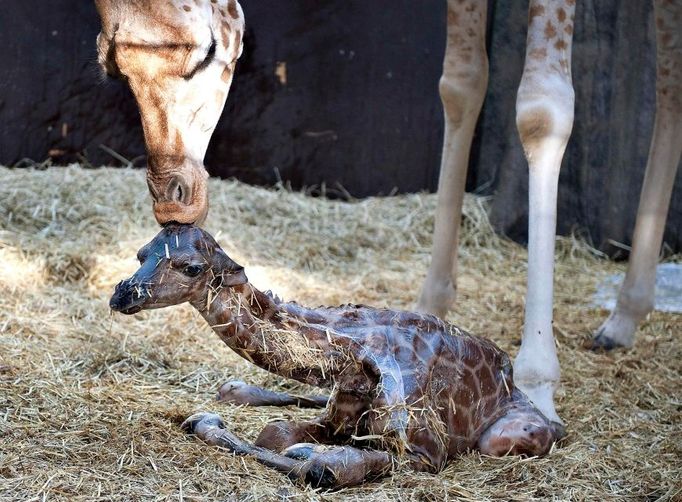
{"left": 109, "top": 279, "right": 147, "bottom": 315}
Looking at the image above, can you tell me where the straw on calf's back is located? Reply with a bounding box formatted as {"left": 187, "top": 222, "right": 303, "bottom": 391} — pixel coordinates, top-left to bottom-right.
{"left": 109, "top": 223, "right": 563, "bottom": 488}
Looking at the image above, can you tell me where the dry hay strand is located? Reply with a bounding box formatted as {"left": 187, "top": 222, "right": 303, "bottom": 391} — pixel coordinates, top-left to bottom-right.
{"left": 0, "top": 165, "right": 680, "bottom": 501}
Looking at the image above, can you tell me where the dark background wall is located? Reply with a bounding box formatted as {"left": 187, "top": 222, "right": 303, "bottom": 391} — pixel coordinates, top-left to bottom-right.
{"left": 0, "top": 0, "right": 680, "bottom": 255}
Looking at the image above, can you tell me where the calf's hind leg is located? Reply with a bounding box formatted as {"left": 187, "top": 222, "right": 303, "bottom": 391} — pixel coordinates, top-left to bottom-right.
{"left": 280, "top": 443, "right": 394, "bottom": 488}
{"left": 182, "top": 412, "right": 304, "bottom": 480}
{"left": 182, "top": 412, "right": 394, "bottom": 488}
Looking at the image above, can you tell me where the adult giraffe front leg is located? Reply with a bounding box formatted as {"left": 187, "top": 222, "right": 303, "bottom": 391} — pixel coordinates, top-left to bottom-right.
{"left": 417, "top": 0, "right": 489, "bottom": 317}
{"left": 513, "top": 0, "right": 576, "bottom": 425}
{"left": 593, "top": 0, "right": 682, "bottom": 349}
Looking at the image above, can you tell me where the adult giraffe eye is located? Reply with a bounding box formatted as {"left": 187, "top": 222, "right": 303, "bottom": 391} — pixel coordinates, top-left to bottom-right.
{"left": 182, "top": 264, "right": 204, "bottom": 277}
{"left": 183, "top": 37, "right": 217, "bottom": 80}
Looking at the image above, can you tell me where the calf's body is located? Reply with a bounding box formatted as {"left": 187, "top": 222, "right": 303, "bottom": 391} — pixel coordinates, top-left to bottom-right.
{"left": 110, "top": 224, "right": 562, "bottom": 487}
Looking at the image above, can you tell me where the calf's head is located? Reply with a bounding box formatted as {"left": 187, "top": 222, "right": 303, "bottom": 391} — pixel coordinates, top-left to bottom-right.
{"left": 110, "top": 224, "right": 247, "bottom": 314}
{"left": 95, "top": 0, "right": 244, "bottom": 224}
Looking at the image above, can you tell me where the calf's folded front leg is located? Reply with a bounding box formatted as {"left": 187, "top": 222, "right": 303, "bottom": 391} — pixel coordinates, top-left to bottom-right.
{"left": 217, "top": 380, "right": 329, "bottom": 408}
{"left": 255, "top": 418, "right": 331, "bottom": 452}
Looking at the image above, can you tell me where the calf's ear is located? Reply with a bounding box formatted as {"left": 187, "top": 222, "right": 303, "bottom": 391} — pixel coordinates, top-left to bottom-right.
{"left": 213, "top": 249, "right": 248, "bottom": 286}
{"left": 223, "top": 266, "right": 248, "bottom": 286}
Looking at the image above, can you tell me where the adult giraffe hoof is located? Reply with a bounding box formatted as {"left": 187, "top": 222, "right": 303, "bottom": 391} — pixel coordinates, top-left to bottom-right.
{"left": 181, "top": 412, "right": 225, "bottom": 436}
{"left": 415, "top": 280, "right": 457, "bottom": 319}
{"left": 588, "top": 323, "right": 632, "bottom": 351}
{"left": 588, "top": 333, "right": 620, "bottom": 351}
{"left": 588, "top": 313, "right": 637, "bottom": 351}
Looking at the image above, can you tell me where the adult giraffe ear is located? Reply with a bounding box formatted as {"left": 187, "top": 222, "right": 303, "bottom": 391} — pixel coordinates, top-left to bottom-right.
{"left": 214, "top": 249, "right": 248, "bottom": 287}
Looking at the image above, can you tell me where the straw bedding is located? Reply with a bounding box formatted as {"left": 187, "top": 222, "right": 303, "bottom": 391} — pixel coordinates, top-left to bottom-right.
{"left": 0, "top": 165, "right": 679, "bottom": 501}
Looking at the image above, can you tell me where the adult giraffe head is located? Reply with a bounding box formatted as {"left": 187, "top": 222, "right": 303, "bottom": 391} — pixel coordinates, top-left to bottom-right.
{"left": 95, "top": 0, "right": 244, "bottom": 225}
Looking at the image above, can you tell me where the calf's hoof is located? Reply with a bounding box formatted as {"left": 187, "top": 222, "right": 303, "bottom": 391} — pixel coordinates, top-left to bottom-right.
{"left": 303, "top": 462, "right": 338, "bottom": 489}
{"left": 216, "top": 380, "right": 248, "bottom": 402}
{"left": 283, "top": 442, "right": 318, "bottom": 461}
{"left": 181, "top": 412, "right": 226, "bottom": 436}
{"left": 282, "top": 443, "right": 338, "bottom": 489}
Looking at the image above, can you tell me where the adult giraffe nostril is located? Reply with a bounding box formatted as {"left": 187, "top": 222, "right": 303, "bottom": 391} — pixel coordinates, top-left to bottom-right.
{"left": 166, "top": 176, "right": 192, "bottom": 204}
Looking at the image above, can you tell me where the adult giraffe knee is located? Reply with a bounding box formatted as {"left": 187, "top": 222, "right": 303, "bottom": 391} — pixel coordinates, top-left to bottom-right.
{"left": 417, "top": 0, "right": 489, "bottom": 318}
{"left": 513, "top": 0, "right": 576, "bottom": 425}
{"left": 593, "top": 0, "right": 682, "bottom": 350}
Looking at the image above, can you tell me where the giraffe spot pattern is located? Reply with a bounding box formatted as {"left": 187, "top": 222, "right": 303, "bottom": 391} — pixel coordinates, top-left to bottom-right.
{"left": 227, "top": 0, "right": 239, "bottom": 19}
{"left": 544, "top": 20, "right": 557, "bottom": 39}
{"left": 529, "top": 4, "right": 545, "bottom": 19}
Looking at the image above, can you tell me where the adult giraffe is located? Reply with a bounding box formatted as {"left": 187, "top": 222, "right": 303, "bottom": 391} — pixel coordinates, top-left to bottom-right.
{"left": 94, "top": 0, "right": 681, "bottom": 425}
{"left": 417, "top": 0, "right": 680, "bottom": 424}
{"left": 95, "top": 0, "right": 245, "bottom": 225}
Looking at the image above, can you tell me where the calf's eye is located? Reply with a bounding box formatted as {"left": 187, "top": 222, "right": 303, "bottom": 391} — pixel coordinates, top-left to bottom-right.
{"left": 183, "top": 265, "right": 204, "bottom": 277}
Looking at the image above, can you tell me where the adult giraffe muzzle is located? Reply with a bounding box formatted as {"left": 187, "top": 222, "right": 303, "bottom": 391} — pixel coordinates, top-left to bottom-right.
{"left": 94, "top": 0, "right": 245, "bottom": 225}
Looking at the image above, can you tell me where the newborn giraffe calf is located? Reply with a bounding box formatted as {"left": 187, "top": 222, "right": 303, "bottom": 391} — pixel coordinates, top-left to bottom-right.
{"left": 110, "top": 224, "right": 564, "bottom": 488}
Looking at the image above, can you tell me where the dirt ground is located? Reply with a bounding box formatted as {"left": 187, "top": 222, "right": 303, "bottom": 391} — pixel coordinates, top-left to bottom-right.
{"left": 0, "top": 166, "right": 680, "bottom": 501}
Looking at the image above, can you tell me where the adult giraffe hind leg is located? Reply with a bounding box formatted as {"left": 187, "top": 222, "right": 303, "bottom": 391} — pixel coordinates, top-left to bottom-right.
{"left": 592, "top": 0, "right": 682, "bottom": 350}
{"left": 417, "top": 0, "right": 489, "bottom": 318}
{"left": 513, "top": 0, "right": 576, "bottom": 425}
